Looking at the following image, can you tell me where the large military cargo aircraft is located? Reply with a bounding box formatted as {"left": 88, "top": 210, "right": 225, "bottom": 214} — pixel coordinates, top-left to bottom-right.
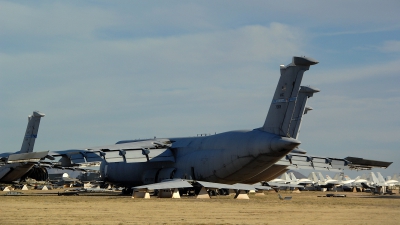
{"left": 39, "top": 56, "right": 390, "bottom": 193}
{"left": 80, "top": 56, "right": 339, "bottom": 188}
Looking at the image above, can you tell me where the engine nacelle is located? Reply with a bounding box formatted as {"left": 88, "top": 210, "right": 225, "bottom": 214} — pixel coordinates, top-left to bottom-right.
{"left": 21, "top": 167, "right": 48, "bottom": 181}
{"left": 142, "top": 167, "right": 176, "bottom": 184}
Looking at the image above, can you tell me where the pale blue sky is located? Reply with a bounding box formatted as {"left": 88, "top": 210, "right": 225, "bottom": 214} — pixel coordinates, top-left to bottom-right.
{"left": 1, "top": 1, "right": 399, "bottom": 178}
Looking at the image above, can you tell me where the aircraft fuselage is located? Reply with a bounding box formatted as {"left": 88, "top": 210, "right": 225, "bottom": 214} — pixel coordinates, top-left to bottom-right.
{"left": 100, "top": 129, "right": 300, "bottom": 187}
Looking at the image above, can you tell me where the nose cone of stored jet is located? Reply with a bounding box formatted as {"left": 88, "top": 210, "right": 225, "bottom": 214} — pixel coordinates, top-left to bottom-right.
{"left": 271, "top": 137, "right": 301, "bottom": 153}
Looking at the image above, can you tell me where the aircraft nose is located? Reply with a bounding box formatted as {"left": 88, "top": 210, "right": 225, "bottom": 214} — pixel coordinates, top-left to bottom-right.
{"left": 270, "top": 137, "right": 301, "bottom": 153}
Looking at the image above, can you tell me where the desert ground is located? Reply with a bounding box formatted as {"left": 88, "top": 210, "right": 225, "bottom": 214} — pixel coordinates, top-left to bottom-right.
{"left": 1, "top": 189, "right": 399, "bottom": 225}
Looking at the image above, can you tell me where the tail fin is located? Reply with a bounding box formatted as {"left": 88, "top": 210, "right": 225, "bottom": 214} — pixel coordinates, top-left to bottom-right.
{"left": 376, "top": 172, "right": 386, "bottom": 183}
{"left": 360, "top": 173, "right": 367, "bottom": 180}
{"left": 308, "top": 172, "right": 319, "bottom": 183}
{"left": 282, "top": 172, "right": 291, "bottom": 183}
{"left": 19, "top": 111, "right": 45, "bottom": 153}
{"left": 317, "top": 172, "right": 326, "bottom": 182}
{"left": 370, "top": 172, "right": 379, "bottom": 184}
{"left": 287, "top": 86, "right": 319, "bottom": 139}
{"left": 333, "top": 173, "right": 341, "bottom": 181}
{"left": 262, "top": 56, "right": 318, "bottom": 136}
{"left": 289, "top": 172, "right": 297, "bottom": 181}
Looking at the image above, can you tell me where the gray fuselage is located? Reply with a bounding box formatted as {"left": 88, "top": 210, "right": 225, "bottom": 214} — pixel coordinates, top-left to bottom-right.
{"left": 100, "top": 129, "right": 300, "bottom": 187}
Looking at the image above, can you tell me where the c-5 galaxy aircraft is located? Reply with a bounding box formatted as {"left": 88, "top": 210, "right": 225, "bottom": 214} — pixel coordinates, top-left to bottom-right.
{"left": 80, "top": 56, "right": 324, "bottom": 189}
{"left": 45, "top": 56, "right": 391, "bottom": 195}
{"left": 0, "top": 111, "right": 51, "bottom": 183}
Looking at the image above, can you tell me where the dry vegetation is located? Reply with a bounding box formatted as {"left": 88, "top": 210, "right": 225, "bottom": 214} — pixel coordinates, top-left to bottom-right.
{"left": 1, "top": 190, "right": 399, "bottom": 225}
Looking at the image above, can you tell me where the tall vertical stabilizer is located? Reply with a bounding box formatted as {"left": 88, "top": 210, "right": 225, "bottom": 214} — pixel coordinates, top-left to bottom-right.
{"left": 288, "top": 86, "right": 320, "bottom": 139}
{"left": 261, "top": 56, "right": 318, "bottom": 136}
{"left": 19, "top": 111, "right": 45, "bottom": 153}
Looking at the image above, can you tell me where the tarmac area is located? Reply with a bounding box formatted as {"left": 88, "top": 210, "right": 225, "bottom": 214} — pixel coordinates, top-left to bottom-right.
{"left": 1, "top": 189, "right": 399, "bottom": 225}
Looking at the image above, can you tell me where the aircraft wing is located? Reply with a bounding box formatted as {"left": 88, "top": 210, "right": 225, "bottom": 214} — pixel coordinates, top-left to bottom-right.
{"left": 264, "top": 182, "right": 303, "bottom": 188}
{"left": 133, "top": 180, "right": 271, "bottom": 191}
{"left": 48, "top": 149, "right": 103, "bottom": 167}
{"left": 5, "top": 151, "right": 52, "bottom": 163}
{"left": 195, "top": 181, "right": 235, "bottom": 190}
{"left": 40, "top": 139, "right": 174, "bottom": 169}
{"left": 86, "top": 139, "right": 175, "bottom": 163}
{"left": 360, "top": 182, "right": 374, "bottom": 189}
{"left": 233, "top": 183, "right": 272, "bottom": 191}
{"left": 133, "top": 179, "right": 193, "bottom": 191}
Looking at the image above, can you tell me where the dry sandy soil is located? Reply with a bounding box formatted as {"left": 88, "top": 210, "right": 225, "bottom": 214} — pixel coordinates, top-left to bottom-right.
{"left": 1, "top": 190, "right": 399, "bottom": 225}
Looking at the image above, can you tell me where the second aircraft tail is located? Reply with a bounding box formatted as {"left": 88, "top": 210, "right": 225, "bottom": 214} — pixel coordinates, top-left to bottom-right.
{"left": 19, "top": 111, "right": 45, "bottom": 153}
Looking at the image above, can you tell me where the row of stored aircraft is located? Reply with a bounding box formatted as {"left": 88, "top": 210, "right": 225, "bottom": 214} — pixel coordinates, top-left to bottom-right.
{"left": 0, "top": 56, "right": 393, "bottom": 197}
{"left": 268, "top": 171, "right": 399, "bottom": 192}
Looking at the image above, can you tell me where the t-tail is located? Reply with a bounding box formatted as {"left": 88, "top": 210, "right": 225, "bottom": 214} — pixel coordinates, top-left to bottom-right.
{"left": 19, "top": 111, "right": 45, "bottom": 153}
{"left": 261, "top": 56, "right": 318, "bottom": 137}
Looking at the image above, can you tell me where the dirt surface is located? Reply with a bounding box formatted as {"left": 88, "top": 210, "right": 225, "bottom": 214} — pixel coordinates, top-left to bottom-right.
{"left": 1, "top": 190, "right": 399, "bottom": 224}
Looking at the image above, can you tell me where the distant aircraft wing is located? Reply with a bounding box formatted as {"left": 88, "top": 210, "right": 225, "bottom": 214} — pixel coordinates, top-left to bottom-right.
{"left": 6, "top": 151, "right": 52, "bottom": 163}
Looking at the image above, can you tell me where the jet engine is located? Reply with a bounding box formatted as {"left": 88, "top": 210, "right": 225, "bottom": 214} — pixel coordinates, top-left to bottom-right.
{"left": 142, "top": 168, "right": 176, "bottom": 184}
{"left": 21, "top": 167, "right": 48, "bottom": 181}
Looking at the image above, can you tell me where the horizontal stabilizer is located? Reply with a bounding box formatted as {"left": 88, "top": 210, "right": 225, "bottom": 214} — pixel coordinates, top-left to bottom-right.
{"left": 345, "top": 157, "right": 392, "bottom": 170}
{"left": 277, "top": 154, "right": 350, "bottom": 171}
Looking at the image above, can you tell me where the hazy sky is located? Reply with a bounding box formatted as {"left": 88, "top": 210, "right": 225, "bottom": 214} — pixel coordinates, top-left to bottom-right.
{"left": 1, "top": 1, "right": 399, "bottom": 177}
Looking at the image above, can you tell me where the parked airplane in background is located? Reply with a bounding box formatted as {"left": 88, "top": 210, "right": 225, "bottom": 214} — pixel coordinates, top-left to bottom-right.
{"left": 289, "top": 172, "right": 313, "bottom": 185}
{"left": 360, "top": 172, "right": 389, "bottom": 194}
{"left": 385, "top": 174, "right": 399, "bottom": 185}
{"left": 265, "top": 172, "right": 303, "bottom": 189}
{"left": 376, "top": 172, "right": 398, "bottom": 187}
{"left": 307, "top": 172, "right": 340, "bottom": 189}
{"left": 0, "top": 111, "right": 51, "bottom": 183}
